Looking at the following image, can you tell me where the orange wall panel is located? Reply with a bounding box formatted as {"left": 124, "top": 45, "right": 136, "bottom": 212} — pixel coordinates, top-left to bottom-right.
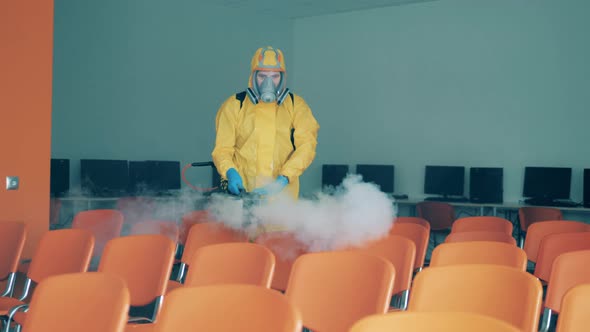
{"left": 0, "top": 0, "right": 54, "bottom": 257}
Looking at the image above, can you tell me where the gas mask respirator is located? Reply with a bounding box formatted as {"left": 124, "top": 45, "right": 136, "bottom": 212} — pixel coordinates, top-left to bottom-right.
{"left": 258, "top": 76, "right": 278, "bottom": 103}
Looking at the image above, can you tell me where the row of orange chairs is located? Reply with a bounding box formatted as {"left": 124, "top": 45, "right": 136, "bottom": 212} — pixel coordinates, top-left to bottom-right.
{"left": 1, "top": 218, "right": 590, "bottom": 330}
{"left": 6, "top": 248, "right": 590, "bottom": 332}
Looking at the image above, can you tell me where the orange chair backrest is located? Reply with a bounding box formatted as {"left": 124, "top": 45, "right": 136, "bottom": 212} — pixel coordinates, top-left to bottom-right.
{"left": 129, "top": 219, "right": 179, "bottom": 243}
{"left": 98, "top": 234, "right": 175, "bottom": 306}
{"left": 115, "top": 196, "right": 156, "bottom": 225}
{"left": 0, "top": 221, "right": 27, "bottom": 277}
{"left": 534, "top": 232, "right": 590, "bottom": 282}
{"left": 351, "top": 312, "right": 521, "bottom": 332}
{"left": 72, "top": 209, "right": 124, "bottom": 257}
{"left": 22, "top": 272, "right": 129, "bottom": 332}
{"left": 523, "top": 220, "right": 589, "bottom": 263}
{"left": 518, "top": 207, "right": 562, "bottom": 232}
{"left": 184, "top": 242, "right": 275, "bottom": 288}
{"left": 154, "top": 285, "right": 302, "bottom": 332}
{"left": 545, "top": 250, "right": 590, "bottom": 313}
{"left": 181, "top": 222, "right": 248, "bottom": 264}
{"left": 445, "top": 231, "right": 516, "bottom": 245}
{"left": 285, "top": 251, "right": 394, "bottom": 332}
{"left": 408, "top": 265, "right": 543, "bottom": 332}
{"left": 28, "top": 229, "right": 94, "bottom": 283}
{"left": 452, "top": 216, "right": 513, "bottom": 235}
{"left": 389, "top": 222, "right": 429, "bottom": 269}
{"left": 179, "top": 210, "right": 216, "bottom": 245}
{"left": 353, "top": 234, "right": 415, "bottom": 295}
{"left": 254, "top": 231, "right": 308, "bottom": 291}
{"left": 430, "top": 241, "right": 527, "bottom": 271}
{"left": 556, "top": 284, "right": 590, "bottom": 332}
{"left": 416, "top": 201, "right": 455, "bottom": 230}
{"left": 395, "top": 217, "right": 431, "bottom": 232}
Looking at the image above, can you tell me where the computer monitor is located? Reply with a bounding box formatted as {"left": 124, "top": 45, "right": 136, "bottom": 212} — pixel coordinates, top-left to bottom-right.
{"left": 470, "top": 167, "right": 503, "bottom": 203}
{"left": 584, "top": 169, "right": 590, "bottom": 207}
{"left": 128, "top": 160, "right": 181, "bottom": 194}
{"left": 322, "top": 164, "right": 349, "bottom": 188}
{"left": 522, "top": 167, "right": 571, "bottom": 200}
{"left": 80, "top": 159, "right": 129, "bottom": 196}
{"left": 145, "top": 160, "right": 181, "bottom": 193}
{"left": 50, "top": 158, "right": 70, "bottom": 197}
{"left": 356, "top": 164, "right": 394, "bottom": 193}
{"left": 424, "top": 165, "right": 465, "bottom": 197}
{"left": 128, "top": 161, "right": 150, "bottom": 194}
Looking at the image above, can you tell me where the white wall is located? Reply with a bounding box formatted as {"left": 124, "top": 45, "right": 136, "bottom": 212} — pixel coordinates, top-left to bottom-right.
{"left": 52, "top": 0, "right": 292, "bottom": 188}
{"left": 291, "top": 0, "right": 590, "bottom": 202}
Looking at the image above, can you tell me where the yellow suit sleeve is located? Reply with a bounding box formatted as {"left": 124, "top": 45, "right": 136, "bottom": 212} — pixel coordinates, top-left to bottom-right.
{"left": 280, "top": 95, "right": 320, "bottom": 179}
{"left": 211, "top": 97, "right": 239, "bottom": 179}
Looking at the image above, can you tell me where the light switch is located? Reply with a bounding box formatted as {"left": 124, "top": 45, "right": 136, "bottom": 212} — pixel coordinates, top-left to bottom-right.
{"left": 6, "top": 176, "right": 19, "bottom": 190}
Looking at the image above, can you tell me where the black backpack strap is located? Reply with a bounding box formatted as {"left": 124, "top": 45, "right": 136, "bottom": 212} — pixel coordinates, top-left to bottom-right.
{"left": 235, "top": 91, "right": 247, "bottom": 108}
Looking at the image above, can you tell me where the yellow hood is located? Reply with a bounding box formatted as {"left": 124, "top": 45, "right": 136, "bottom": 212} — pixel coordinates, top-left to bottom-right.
{"left": 248, "top": 46, "right": 287, "bottom": 101}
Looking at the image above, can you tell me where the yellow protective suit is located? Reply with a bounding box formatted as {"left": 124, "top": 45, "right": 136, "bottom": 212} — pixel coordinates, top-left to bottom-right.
{"left": 212, "top": 46, "right": 319, "bottom": 198}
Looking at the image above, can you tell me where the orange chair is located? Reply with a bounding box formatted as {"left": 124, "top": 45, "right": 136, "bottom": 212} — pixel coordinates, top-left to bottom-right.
{"left": 523, "top": 220, "right": 589, "bottom": 263}
{"left": 519, "top": 207, "right": 563, "bottom": 232}
{"left": 352, "top": 234, "right": 415, "bottom": 309}
{"left": 350, "top": 312, "right": 521, "bottom": 332}
{"left": 14, "top": 273, "right": 129, "bottom": 332}
{"left": 0, "top": 221, "right": 26, "bottom": 297}
{"left": 389, "top": 223, "right": 429, "bottom": 271}
{"left": 430, "top": 241, "right": 527, "bottom": 271}
{"left": 154, "top": 285, "right": 301, "bottom": 332}
{"left": 178, "top": 210, "right": 215, "bottom": 246}
{"left": 98, "top": 234, "right": 175, "bottom": 324}
{"left": 254, "top": 231, "right": 308, "bottom": 291}
{"left": 395, "top": 216, "right": 431, "bottom": 232}
{"left": 0, "top": 229, "right": 94, "bottom": 329}
{"left": 408, "top": 265, "right": 543, "bottom": 332}
{"left": 539, "top": 250, "right": 590, "bottom": 332}
{"left": 416, "top": 201, "right": 455, "bottom": 231}
{"left": 451, "top": 216, "right": 513, "bottom": 235}
{"left": 556, "top": 284, "right": 590, "bottom": 332}
{"left": 445, "top": 231, "right": 516, "bottom": 245}
{"left": 518, "top": 207, "right": 563, "bottom": 247}
{"left": 116, "top": 196, "right": 156, "bottom": 226}
{"left": 169, "top": 222, "right": 248, "bottom": 292}
{"left": 285, "top": 251, "right": 394, "bottom": 332}
{"left": 129, "top": 220, "right": 179, "bottom": 243}
{"left": 183, "top": 242, "right": 275, "bottom": 288}
{"left": 72, "top": 209, "right": 124, "bottom": 258}
{"left": 534, "top": 232, "right": 590, "bottom": 282}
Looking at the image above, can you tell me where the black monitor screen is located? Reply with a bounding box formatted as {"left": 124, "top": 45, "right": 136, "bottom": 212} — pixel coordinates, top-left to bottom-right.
{"left": 470, "top": 167, "right": 503, "bottom": 203}
{"left": 146, "top": 160, "right": 181, "bottom": 192}
{"left": 322, "top": 164, "right": 349, "bottom": 188}
{"left": 128, "top": 160, "right": 181, "bottom": 193}
{"left": 80, "top": 159, "right": 129, "bottom": 196}
{"left": 356, "top": 164, "right": 394, "bottom": 193}
{"left": 50, "top": 158, "right": 70, "bottom": 197}
{"left": 128, "top": 161, "right": 150, "bottom": 193}
{"left": 523, "top": 167, "right": 571, "bottom": 199}
{"left": 424, "top": 165, "right": 465, "bottom": 196}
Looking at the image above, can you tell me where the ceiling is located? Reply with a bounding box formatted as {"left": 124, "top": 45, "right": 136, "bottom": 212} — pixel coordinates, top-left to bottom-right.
{"left": 206, "top": 0, "right": 437, "bottom": 19}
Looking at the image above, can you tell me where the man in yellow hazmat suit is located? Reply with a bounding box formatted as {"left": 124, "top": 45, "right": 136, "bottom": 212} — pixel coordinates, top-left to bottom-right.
{"left": 212, "top": 46, "right": 319, "bottom": 199}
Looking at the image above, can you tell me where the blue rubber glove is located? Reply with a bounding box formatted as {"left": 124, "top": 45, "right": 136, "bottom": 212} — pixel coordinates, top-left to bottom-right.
{"left": 252, "top": 175, "right": 289, "bottom": 196}
{"left": 226, "top": 168, "right": 244, "bottom": 195}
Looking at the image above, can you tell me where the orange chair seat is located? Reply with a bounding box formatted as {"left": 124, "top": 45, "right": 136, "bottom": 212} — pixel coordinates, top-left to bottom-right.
{"left": 166, "top": 280, "right": 183, "bottom": 293}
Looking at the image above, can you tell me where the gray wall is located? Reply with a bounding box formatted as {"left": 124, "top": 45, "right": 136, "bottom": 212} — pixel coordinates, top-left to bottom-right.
{"left": 292, "top": 0, "right": 590, "bottom": 202}
{"left": 52, "top": 0, "right": 590, "bottom": 205}
{"left": 52, "top": 0, "right": 291, "bottom": 189}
